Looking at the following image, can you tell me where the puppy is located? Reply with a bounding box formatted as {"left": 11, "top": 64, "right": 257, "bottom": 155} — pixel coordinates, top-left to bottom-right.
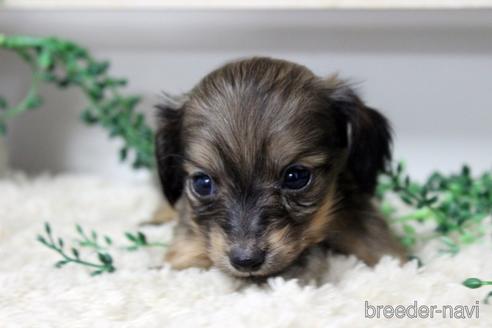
{"left": 155, "top": 57, "right": 405, "bottom": 278}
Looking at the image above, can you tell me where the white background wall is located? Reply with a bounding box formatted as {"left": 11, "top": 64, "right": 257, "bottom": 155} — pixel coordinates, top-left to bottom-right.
{"left": 1, "top": 10, "right": 491, "bottom": 181}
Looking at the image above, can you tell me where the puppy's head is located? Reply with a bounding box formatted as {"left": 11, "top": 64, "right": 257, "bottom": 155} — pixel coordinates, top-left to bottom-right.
{"left": 156, "top": 57, "right": 391, "bottom": 277}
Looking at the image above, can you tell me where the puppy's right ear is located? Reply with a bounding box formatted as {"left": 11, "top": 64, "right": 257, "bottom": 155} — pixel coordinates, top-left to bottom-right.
{"left": 155, "top": 95, "right": 186, "bottom": 207}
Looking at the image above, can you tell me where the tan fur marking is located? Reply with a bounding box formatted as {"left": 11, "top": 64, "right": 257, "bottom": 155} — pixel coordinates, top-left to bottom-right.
{"left": 186, "top": 141, "right": 222, "bottom": 170}
{"left": 207, "top": 227, "right": 229, "bottom": 268}
{"left": 267, "top": 226, "right": 296, "bottom": 261}
{"left": 145, "top": 203, "right": 176, "bottom": 225}
{"left": 303, "top": 184, "right": 337, "bottom": 246}
{"left": 165, "top": 233, "right": 212, "bottom": 270}
{"left": 299, "top": 154, "right": 330, "bottom": 167}
{"left": 267, "top": 225, "right": 291, "bottom": 246}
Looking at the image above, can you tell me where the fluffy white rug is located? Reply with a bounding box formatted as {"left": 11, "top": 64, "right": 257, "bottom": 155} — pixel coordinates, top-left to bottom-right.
{"left": 1, "top": 173, "right": 491, "bottom": 328}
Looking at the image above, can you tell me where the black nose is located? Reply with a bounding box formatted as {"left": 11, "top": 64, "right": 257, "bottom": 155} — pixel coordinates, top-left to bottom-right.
{"left": 229, "top": 247, "right": 265, "bottom": 272}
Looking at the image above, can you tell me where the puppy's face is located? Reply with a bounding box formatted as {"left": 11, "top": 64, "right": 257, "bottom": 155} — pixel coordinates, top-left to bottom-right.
{"left": 156, "top": 58, "right": 391, "bottom": 277}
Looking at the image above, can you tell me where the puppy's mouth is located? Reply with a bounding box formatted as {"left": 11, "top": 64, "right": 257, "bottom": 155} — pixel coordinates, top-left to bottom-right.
{"left": 222, "top": 263, "right": 277, "bottom": 278}
{"left": 217, "top": 252, "right": 295, "bottom": 278}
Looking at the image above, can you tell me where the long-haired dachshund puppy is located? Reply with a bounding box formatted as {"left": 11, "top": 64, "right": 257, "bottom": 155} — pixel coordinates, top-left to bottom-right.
{"left": 155, "top": 57, "right": 405, "bottom": 278}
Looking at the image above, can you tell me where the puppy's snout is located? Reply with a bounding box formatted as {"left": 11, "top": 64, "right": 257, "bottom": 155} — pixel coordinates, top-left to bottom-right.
{"left": 229, "top": 247, "right": 265, "bottom": 272}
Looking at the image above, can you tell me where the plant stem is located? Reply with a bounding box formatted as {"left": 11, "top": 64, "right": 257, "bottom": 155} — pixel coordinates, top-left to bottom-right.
{"left": 44, "top": 243, "right": 105, "bottom": 269}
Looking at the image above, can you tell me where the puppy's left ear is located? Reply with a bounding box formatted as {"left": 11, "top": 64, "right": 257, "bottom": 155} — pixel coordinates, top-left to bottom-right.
{"left": 155, "top": 95, "right": 187, "bottom": 207}
{"left": 327, "top": 79, "right": 392, "bottom": 194}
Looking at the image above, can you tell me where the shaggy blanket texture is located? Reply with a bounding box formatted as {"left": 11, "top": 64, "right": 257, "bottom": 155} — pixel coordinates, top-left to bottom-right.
{"left": 0, "top": 173, "right": 491, "bottom": 328}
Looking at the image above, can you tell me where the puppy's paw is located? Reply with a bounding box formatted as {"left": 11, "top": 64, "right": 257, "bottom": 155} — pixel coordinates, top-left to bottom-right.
{"left": 140, "top": 203, "right": 176, "bottom": 226}
{"left": 165, "top": 237, "right": 212, "bottom": 270}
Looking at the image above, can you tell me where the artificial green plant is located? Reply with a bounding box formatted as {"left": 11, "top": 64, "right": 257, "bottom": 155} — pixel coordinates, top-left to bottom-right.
{"left": 0, "top": 34, "right": 154, "bottom": 169}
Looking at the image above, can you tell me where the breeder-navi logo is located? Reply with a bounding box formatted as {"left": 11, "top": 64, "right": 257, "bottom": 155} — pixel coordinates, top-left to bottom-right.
{"left": 365, "top": 301, "right": 480, "bottom": 319}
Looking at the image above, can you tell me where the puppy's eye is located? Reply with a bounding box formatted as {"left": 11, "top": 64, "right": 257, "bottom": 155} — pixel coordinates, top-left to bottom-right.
{"left": 191, "top": 173, "right": 215, "bottom": 197}
{"left": 282, "top": 165, "right": 311, "bottom": 190}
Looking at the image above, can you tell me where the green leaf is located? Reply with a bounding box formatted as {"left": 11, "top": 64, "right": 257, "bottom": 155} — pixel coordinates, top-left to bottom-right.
{"left": 119, "top": 147, "right": 128, "bottom": 161}
{"left": 401, "top": 195, "right": 414, "bottom": 205}
{"left": 0, "top": 121, "right": 7, "bottom": 135}
{"left": 426, "top": 197, "right": 438, "bottom": 206}
{"left": 80, "top": 111, "right": 98, "bottom": 124}
{"left": 104, "top": 236, "right": 112, "bottom": 246}
{"left": 44, "top": 222, "right": 51, "bottom": 235}
{"left": 57, "top": 78, "right": 70, "bottom": 88}
{"left": 403, "top": 224, "right": 416, "bottom": 236}
{"left": 125, "top": 232, "right": 137, "bottom": 242}
{"left": 0, "top": 96, "right": 7, "bottom": 109}
{"left": 105, "top": 254, "right": 113, "bottom": 265}
{"left": 396, "top": 163, "right": 403, "bottom": 174}
{"left": 36, "top": 235, "right": 47, "bottom": 245}
{"left": 38, "top": 49, "right": 53, "bottom": 69}
{"left": 400, "top": 236, "right": 416, "bottom": 248}
{"left": 25, "top": 93, "right": 42, "bottom": 110}
{"left": 440, "top": 236, "right": 460, "bottom": 254}
{"left": 137, "top": 232, "right": 147, "bottom": 245}
{"left": 484, "top": 291, "right": 492, "bottom": 304}
{"left": 71, "top": 248, "right": 79, "bottom": 259}
{"left": 463, "top": 278, "right": 483, "bottom": 289}
{"left": 88, "top": 88, "right": 103, "bottom": 100}
{"left": 87, "top": 61, "right": 109, "bottom": 75}
{"left": 55, "top": 260, "right": 68, "bottom": 268}
{"left": 126, "top": 96, "right": 141, "bottom": 108}
{"left": 105, "top": 78, "right": 127, "bottom": 87}
{"left": 97, "top": 252, "right": 106, "bottom": 263}
{"left": 380, "top": 201, "right": 396, "bottom": 217}
{"left": 459, "top": 232, "right": 476, "bottom": 244}
{"left": 97, "top": 252, "right": 113, "bottom": 265}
